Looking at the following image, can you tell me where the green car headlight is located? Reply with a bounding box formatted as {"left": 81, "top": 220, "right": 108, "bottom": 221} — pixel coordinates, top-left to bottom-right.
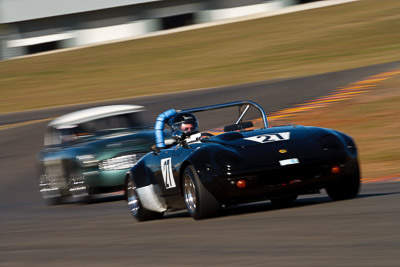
{"left": 76, "top": 154, "right": 99, "bottom": 167}
{"left": 99, "top": 154, "right": 140, "bottom": 171}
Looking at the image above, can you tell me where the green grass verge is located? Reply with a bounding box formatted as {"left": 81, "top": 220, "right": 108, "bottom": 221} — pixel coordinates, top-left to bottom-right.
{"left": 0, "top": 0, "right": 399, "bottom": 114}
{"left": 292, "top": 75, "right": 400, "bottom": 178}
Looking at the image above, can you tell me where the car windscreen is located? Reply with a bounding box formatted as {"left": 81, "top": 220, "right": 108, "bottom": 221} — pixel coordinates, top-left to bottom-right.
{"left": 78, "top": 112, "right": 147, "bottom": 133}
{"left": 192, "top": 105, "right": 265, "bottom": 133}
{"left": 44, "top": 112, "right": 149, "bottom": 147}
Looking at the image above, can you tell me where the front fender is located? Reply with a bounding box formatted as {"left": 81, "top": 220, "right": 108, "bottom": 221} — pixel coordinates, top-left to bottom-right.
{"left": 129, "top": 158, "right": 155, "bottom": 188}
{"left": 127, "top": 161, "right": 167, "bottom": 213}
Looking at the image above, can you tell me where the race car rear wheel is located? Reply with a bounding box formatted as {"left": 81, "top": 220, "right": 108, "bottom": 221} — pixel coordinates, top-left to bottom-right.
{"left": 183, "top": 165, "right": 221, "bottom": 220}
{"left": 325, "top": 167, "right": 361, "bottom": 201}
{"left": 126, "top": 176, "right": 163, "bottom": 222}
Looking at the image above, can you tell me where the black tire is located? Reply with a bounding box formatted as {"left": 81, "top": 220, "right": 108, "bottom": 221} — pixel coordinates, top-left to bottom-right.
{"left": 325, "top": 167, "right": 361, "bottom": 201}
{"left": 44, "top": 196, "right": 63, "bottom": 206}
{"left": 270, "top": 194, "right": 298, "bottom": 207}
{"left": 125, "top": 176, "right": 163, "bottom": 222}
{"left": 183, "top": 165, "right": 221, "bottom": 220}
{"left": 78, "top": 194, "right": 93, "bottom": 204}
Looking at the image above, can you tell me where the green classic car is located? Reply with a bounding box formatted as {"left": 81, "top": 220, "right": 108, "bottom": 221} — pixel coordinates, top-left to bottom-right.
{"left": 37, "top": 105, "right": 155, "bottom": 204}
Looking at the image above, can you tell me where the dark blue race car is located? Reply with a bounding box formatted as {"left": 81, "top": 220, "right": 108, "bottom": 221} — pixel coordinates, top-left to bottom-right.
{"left": 125, "top": 101, "right": 360, "bottom": 221}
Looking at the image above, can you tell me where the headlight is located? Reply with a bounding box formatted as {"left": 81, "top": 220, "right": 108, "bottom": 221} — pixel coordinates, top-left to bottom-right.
{"left": 76, "top": 154, "right": 99, "bottom": 167}
{"left": 99, "top": 154, "right": 140, "bottom": 171}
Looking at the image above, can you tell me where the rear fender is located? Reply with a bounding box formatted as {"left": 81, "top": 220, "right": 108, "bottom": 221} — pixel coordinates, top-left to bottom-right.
{"left": 178, "top": 147, "right": 223, "bottom": 196}
{"left": 333, "top": 131, "right": 358, "bottom": 158}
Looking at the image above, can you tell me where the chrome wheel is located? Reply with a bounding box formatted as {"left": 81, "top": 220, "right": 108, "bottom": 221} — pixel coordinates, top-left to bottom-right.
{"left": 127, "top": 178, "right": 140, "bottom": 216}
{"left": 182, "top": 166, "right": 221, "bottom": 220}
{"left": 125, "top": 175, "right": 163, "bottom": 222}
{"left": 184, "top": 173, "right": 197, "bottom": 214}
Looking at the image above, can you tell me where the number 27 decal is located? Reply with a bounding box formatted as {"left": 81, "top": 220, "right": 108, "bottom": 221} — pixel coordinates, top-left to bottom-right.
{"left": 244, "top": 132, "right": 290, "bottom": 143}
{"left": 161, "top": 158, "right": 176, "bottom": 189}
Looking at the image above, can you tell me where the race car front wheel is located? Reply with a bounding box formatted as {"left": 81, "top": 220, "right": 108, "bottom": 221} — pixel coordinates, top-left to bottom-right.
{"left": 126, "top": 176, "right": 163, "bottom": 222}
{"left": 183, "top": 165, "right": 221, "bottom": 220}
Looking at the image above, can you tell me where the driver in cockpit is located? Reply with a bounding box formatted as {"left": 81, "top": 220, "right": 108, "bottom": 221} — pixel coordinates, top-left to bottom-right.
{"left": 168, "top": 112, "right": 199, "bottom": 136}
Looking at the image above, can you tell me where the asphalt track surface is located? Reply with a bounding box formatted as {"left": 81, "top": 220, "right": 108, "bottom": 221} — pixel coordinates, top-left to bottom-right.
{"left": 1, "top": 61, "right": 399, "bottom": 266}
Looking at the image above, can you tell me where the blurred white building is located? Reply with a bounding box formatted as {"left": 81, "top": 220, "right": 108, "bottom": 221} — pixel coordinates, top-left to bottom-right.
{"left": 0, "top": 0, "right": 300, "bottom": 60}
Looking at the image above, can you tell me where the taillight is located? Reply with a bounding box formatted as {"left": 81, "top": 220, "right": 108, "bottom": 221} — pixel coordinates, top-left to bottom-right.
{"left": 236, "top": 180, "right": 247, "bottom": 188}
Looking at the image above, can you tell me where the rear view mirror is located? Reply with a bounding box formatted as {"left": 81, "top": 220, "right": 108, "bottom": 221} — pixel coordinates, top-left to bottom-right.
{"left": 172, "top": 131, "right": 187, "bottom": 142}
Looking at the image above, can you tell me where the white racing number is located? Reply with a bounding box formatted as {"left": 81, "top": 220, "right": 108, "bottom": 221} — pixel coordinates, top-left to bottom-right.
{"left": 244, "top": 132, "right": 290, "bottom": 143}
{"left": 161, "top": 158, "right": 176, "bottom": 189}
{"left": 279, "top": 158, "right": 299, "bottom": 166}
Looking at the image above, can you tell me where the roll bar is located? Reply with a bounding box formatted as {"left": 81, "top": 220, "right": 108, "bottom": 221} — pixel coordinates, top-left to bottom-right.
{"left": 181, "top": 100, "right": 268, "bottom": 128}
{"left": 155, "top": 100, "right": 268, "bottom": 148}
